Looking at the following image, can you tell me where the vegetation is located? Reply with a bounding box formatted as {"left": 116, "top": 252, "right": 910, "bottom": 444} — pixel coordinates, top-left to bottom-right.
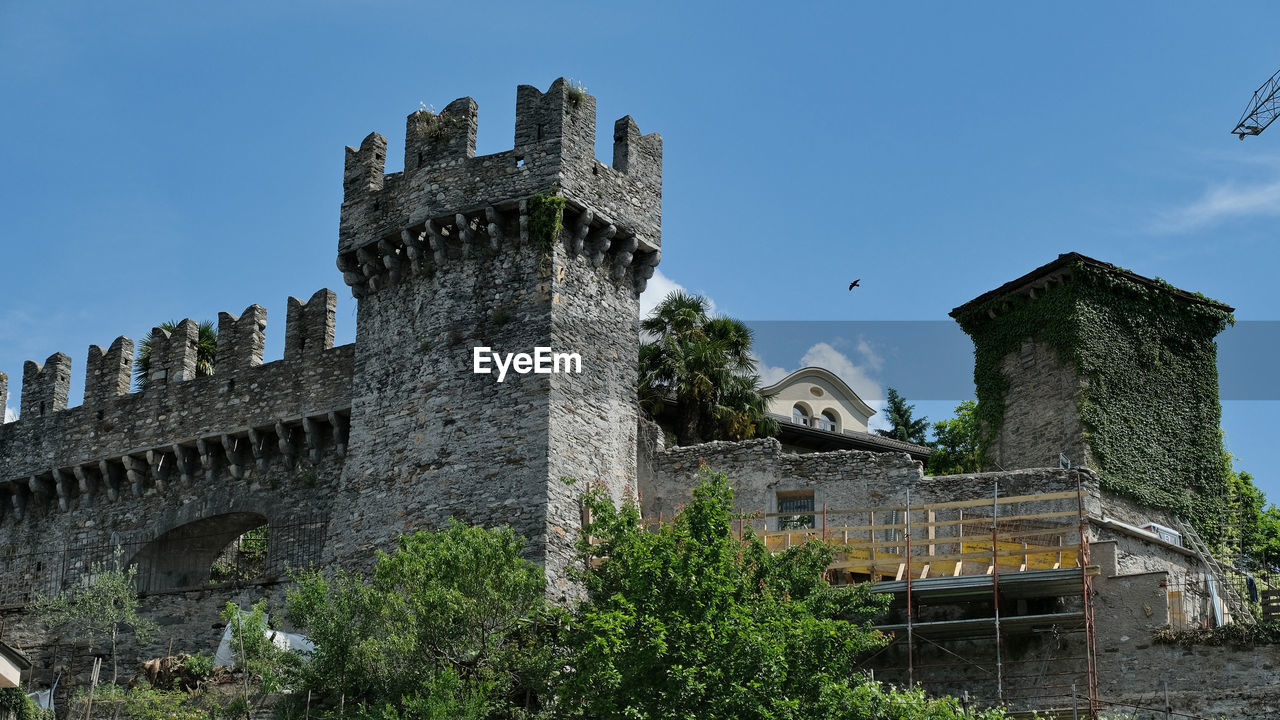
{"left": 560, "top": 466, "right": 885, "bottom": 718}
{"left": 133, "top": 319, "right": 217, "bottom": 390}
{"left": 32, "top": 546, "right": 157, "bottom": 684}
{"left": 1223, "top": 460, "right": 1280, "bottom": 568}
{"left": 875, "top": 387, "right": 929, "bottom": 446}
{"left": 221, "top": 600, "right": 299, "bottom": 697}
{"left": 1153, "top": 620, "right": 1280, "bottom": 648}
{"left": 0, "top": 687, "right": 53, "bottom": 720}
{"left": 285, "top": 521, "right": 554, "bottom": 719}
{"left": 527, "top": 193, "right": 566, "bottom": 254}
{"left": 927, "top": 399, "right": 983, "bottom": 475}
{"left": 638, "top": 291, "right": 778, "bottom": 445}
{"left": 953, "top": 260, "right": 1234, "bottom": 535}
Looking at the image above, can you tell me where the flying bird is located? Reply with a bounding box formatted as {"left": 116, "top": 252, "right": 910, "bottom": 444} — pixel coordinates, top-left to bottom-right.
{"left": 848, "top": 279, "right": 861, "bottom": 290}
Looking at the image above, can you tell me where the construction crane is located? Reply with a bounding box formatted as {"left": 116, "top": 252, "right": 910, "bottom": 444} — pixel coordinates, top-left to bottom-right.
{"left": 1233, "top": 66, "right": 1280, "bottom": 139}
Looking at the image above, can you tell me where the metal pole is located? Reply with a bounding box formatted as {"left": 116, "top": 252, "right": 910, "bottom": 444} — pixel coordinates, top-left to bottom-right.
{"left": 1164, "top": 679, "right": 1171, "bottom": 720}
{"left": 1071, "top": 683, "right": 1078, "bottom": 720}
{"left": 992, "top": 480, "right": 1003, "bottom": 704}
{"left": 906, "top": 488, "right": 914, "bottom": 688}
{"left": 1078, "top": 472, "right": 1099, "bottom": 717}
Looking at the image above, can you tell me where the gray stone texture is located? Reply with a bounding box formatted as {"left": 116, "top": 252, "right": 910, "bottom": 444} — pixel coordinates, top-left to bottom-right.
{"left": 988, "top": 341, "right": 1093, "bottom": 470}
{"left": 330, "top": 79, "right": 659, "bottom": 600}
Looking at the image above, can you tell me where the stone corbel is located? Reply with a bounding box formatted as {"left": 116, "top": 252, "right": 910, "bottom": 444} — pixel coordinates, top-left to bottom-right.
{"left": 588, "top": 224, "right": 617, "bottom": 268}
{"left": 634, "top": 250, "right": 661, "bottom": 293}
{"left": 222, "top": 434, "right": 244, "bottom": 479}
{"left": 73, "top": 465, "right": 97, "bottom": 508}
{"left": 302, "top": 417, "right": 321, "bottom": 464}
{"left": 611, "top": 236, "right": 638, "bottom": 281}
{"left": 98, "top": 459, "right": 121, "bottom": 501}
{"left": 402, "top": 229, "right": 425, "bottom": 274}
{"left": 570, "top": 208, "right": 594, "bottom": 255}
{"left": 275, "top": 421, "right": 296, "bottom": 469}
{"left": 196, "top": 437, "right": 218, "bottom": 483}
{"left": 426, "top": 219, "right": 448, "bottom": 265}
{"left": 379, "top": 237, "right": 403, "bottom": 283}
{"left": 122, "top": 455, "right": 146, "bottom": 496}
{"left": 51, "top": 469, "right": 72, "bottom": 512}
{"left": 337, "top": 254, "right": 367, "bottom": 299}
{"left": 172, "top": 444, "right": 197, "bottom": 485}
{"left": 357, "top": 245, "right": 383, "bottom": 293}
{"left": 455, "top": 214, "right": 475, "bottom": 259}
{"left": 328, "top": 411, "right": 349, "bottom": 458}
{"left": 485, "top": 206, "right": 504, "bottom": 250}
{"left": 248, "top": 427, "right": 270, "bottom": 472}
{"left": 146, "top": 449, "right": 169, "bottom": 493}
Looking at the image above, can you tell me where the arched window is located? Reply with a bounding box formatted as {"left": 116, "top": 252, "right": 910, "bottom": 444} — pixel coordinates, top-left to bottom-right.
{"left": 817, "top": 409, "right": 840, "bottom": 432}
{"left": 792, "top": 404, "right": 811, "bottom": 426}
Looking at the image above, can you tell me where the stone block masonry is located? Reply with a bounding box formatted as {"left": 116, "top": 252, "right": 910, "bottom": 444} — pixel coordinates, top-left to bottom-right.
{"left": 0, "top": 79, "right": 663, "bottom": 626}
{"left": 331, "top": 78, "right": 661, "bottom": 600}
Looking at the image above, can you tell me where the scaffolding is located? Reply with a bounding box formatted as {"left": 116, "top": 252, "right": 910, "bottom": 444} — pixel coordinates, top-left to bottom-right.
{"left": 748, "top": 479, "right": 1099, "bottom": 717}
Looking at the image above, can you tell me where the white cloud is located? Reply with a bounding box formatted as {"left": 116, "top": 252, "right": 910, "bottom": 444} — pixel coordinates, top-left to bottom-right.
{"left": 638, "top": 269, "right": 715, "bottom": 322}
{"left": 638, "top": 269, "right": 682, "bottom": 321}
{"left": 2, "top": 408, "right": 14, "bottom": 423}
{"left": 1153, "top": 178, "right": 1280, "bottom": 233}
{"left": 753, "top": 354, "right": 791, "bottom": 386}
{"left": 798, "top": 342, "right": 883, "bottom": 410}
{"left": 855, "top": 337, "right": 884, "bottom": 373}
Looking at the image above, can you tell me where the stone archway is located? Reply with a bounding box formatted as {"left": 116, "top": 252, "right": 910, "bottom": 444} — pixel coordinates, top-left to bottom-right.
{"left": 128, "top": 512, "right": 269, "bottom": 592}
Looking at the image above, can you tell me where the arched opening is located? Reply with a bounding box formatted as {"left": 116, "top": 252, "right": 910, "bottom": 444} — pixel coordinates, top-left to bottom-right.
{"left": 792, "top": 404, "right": 811, "bottom": 427}
{"left": 817, "top": 409, "right": 840, "bottom": 432}
{"left": 129, "top": 512, "right": 269, "bottom": 592}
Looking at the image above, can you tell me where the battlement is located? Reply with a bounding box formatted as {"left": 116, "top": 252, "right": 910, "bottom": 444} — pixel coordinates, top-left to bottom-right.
{"left": 337, "top": 79, "right": 662, "bottom": 297}
{"left": 0, "top": 289, "right": 354, "bottom": 525}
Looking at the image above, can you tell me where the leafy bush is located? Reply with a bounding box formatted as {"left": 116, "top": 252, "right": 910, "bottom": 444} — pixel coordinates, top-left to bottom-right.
{"left": 557, "top": 465, "right": 892, "bottom": 719}
{"left": 0, "top": 687, "right": 53, "bottom": 720}
{"left": 220, "top": 600, "right": 300, "bottom": 694}
{"left": 286, "top": 521, "right": 553, "bottom": 719}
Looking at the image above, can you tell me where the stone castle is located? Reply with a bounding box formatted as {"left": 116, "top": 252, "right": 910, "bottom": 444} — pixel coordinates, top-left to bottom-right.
{"left": 1, "top": 80, "right": 1277, "bottom": 719}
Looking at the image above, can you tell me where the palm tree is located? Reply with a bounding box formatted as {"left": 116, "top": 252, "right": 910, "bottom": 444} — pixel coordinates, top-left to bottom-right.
{"left": 133, "top": 320, "right": 217, "bottom": 390}
{"left": 639, "top": 291, "right": 778, "bottom": 446}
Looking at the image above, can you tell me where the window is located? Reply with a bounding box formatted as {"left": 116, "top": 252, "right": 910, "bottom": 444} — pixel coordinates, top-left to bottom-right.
{"left": 792, "top": 404, "right": 810, "bottom": 426}
{"left": 777, "top": 490, "right": 815, "bottom": 530}
{"left": 815, "top": 409, "right": 839, "bottom": 432}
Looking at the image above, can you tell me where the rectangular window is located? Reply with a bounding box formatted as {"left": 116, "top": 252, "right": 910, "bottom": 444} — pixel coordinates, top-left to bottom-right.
{"left": 777, "top": 491, "right": 815, "bottom": 530}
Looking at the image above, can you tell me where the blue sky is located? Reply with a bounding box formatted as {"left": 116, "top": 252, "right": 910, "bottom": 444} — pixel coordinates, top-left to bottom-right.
{"left": 2, "top": 3, "right": 1279, "bottom": 500}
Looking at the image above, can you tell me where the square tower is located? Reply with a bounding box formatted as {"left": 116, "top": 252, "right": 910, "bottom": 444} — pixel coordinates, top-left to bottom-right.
{"left": 335, "top": 79, "right": 662, "bottom": 597}
{"left": 950, "top": 253, "right": 1233, "bottom": 528}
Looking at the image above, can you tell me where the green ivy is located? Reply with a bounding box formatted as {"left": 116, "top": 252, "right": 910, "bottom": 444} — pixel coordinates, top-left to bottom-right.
{"left": 527, "top": 192, "right": 565, "bottom": 254}
{"left": 1153, "top": 621, "right": 1280, "bottom": 648}
{"left": 955, "top": 260, "right": 1234, "bottom": 535}
{"left": 0, "top": 687, "right": 50, "bottom": 720}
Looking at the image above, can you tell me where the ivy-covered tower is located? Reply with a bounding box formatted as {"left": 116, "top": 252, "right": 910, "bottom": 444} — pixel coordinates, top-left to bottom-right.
{"left": 950, "top": 253, "right": 1234, "bottom": 525}
{"left": 333, "top": 79, "right": 662, "bottom": 598}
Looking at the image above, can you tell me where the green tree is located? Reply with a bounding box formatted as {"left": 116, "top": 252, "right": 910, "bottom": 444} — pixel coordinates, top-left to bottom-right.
{"left": 875, "top": 387, "right": 929, "bottom": 446}
{"left": 286, "top": 521, "right": 553, "bottom": 719}
{"left": 558, "top": 466, "right": 891, "bottom": 719}
{"left": 1224, "top": 462, "right": 1280, "bottom": 568}
{"left": 927, "top": 399, "right": 983, "bottom": 475}
{"left": 32, "top": 547, "right": 158, "bottom": 685}
{"left": 639, "top": 291, "right": 778, "bottom": 445}
{"left": 133, "top": 319, "right": 217, "bottom": 390}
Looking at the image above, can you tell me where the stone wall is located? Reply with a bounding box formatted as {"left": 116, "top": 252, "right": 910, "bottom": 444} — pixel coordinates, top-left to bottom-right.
{"left": 989, "top": 340, "right": 1091, "bottom": 471}
{"left": 328, "top": 78, "right": 661, "bottom": 601}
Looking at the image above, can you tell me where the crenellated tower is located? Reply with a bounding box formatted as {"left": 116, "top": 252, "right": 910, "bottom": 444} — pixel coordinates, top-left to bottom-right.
{"left": 334, "top": 79, "right": 662, "bottom": 596}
